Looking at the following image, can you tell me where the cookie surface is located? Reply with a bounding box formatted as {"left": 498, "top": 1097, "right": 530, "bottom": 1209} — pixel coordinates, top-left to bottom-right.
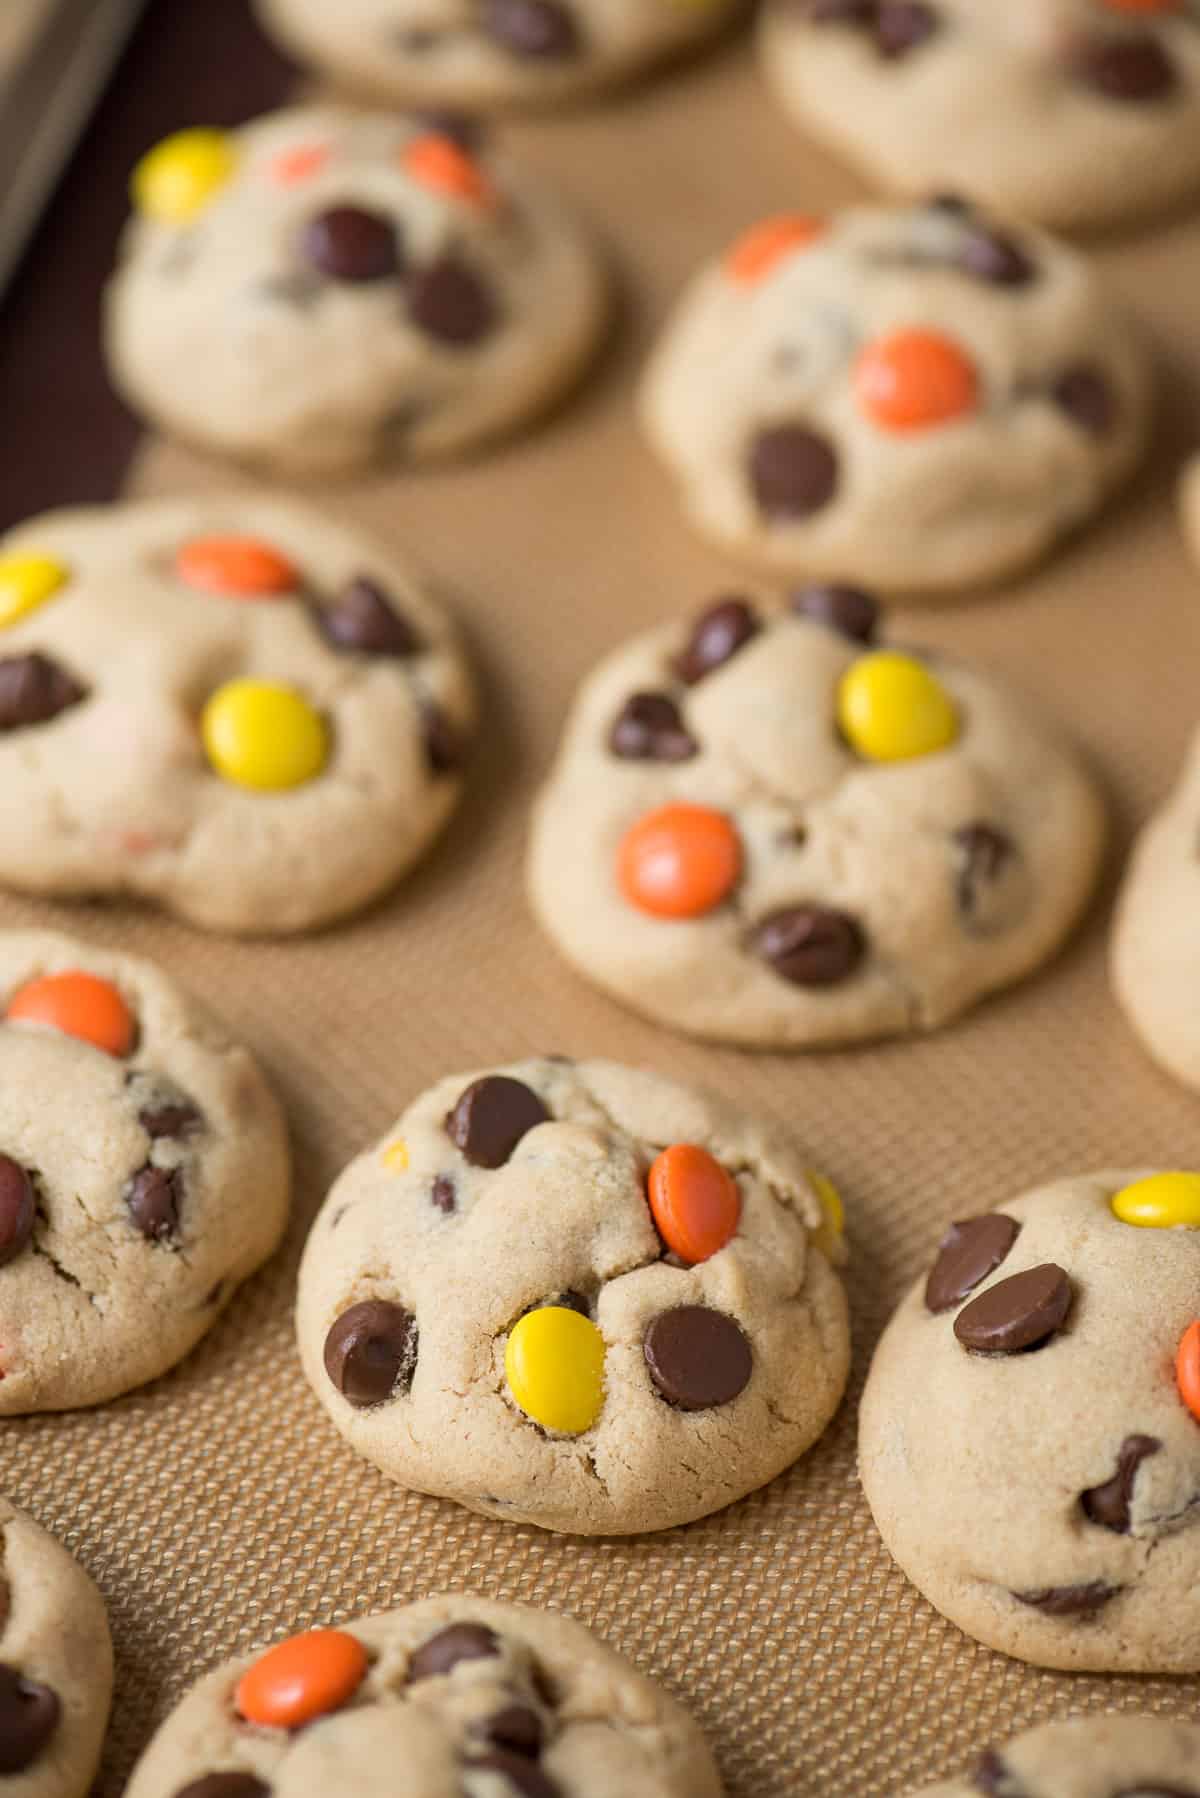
{"left": 0, "top": 930, "right": 289, "bottom": 1413}
{"left": 760, "top": 2, "right": 1200, "bottom": 235}
{"left": 296, "top": 1057, "right": 850, "bottom": 1534}
{"left": 860, "top": 1171, "right": 1200, "bottom": 1672}
{"left": 104, "top": 106, "right": 606, "bottom": 476}
{"left": 125, "top": 1595, "right": 722, "bottom": 1796}
{"left": 0, "top": 1500, "right": 113, "bottom": 1798}
{"left": 909, "top": 1714, "right": 1200, "bottom": 1798}
{"left": 639, "top": 199, "right": 1149, "bottom": 593}
{"left": 0, "top": 496, "right": 474, "bottom": 934}
{"left": 528, "top": 591, "right": 1104, "bottom": 1047}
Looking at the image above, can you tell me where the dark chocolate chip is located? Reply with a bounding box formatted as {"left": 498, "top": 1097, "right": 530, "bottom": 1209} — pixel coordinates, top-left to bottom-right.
{"left": 138, "top": 1095, "right": 203, "bottom": 1140}
{"left": 953, "top": 824, "right": 1020, "bottom": 931}
{"left": 421, "top": 700, "right": 464, "bottom": 776}
{"left": 1081, "top": 1434, "right": 1161, "bottom": 1533}
{"left": 408, "top": 1622, "right": 500, "bottom": 1682}
{"left": 446, "top": 1076, "right": 550, "bottom": 1169}
{"left": 875, "top": 1, "right": 938, "bottom": 57}
{"left": 1072, "top": 35, "right": 1176, "bottom": 103}
{"left": 953, "top": 1263, "right": 1072, "bottom": 1355}
{"left": 959, "top": 228, "right": 1035, "bottom": 288}
{"left": 1012, "top": 1581, "right": 1120, "bottom": 1617}
{"left": 483, "top": 0, "right": 580, "bottom": 58}
{"left": 973, "top": 1751, "right": 1026, "bottom": 1798}
{"left": 553, "top": 1290, "right": 590, "bottom": 1316}
{"left": 0, "top": 1156, "right": 35, "bottom": 1268}
{"left": 0, "top": 1664, "right": 59, "bottom": 1774}
{"left": 925, "top": 1215, "right": 1021, "bottom": 1314}
{"left": 609, "top": 693, "right": 697, "bottom": 762}
{"left": 0, "top": 1580, "right": 8, "bottom": 1634}
{"left": 302, "top": 205, "right": 401, "bottom": 283}
{"left": 481, "top": 1704, "right": 544, "bottom": 1756}
{"left": 751, "top": 907, "right": 865, "bottom": 987}
{"left": 1052, "top": 364, "right": 1116, "bottom": 437}
{"left": 749, "top": 426, "right": 839, "bottom": 518}
{"left": 803, "top": 0, "right": 876, "bottom": 18}
{"left": 408, "top": 255, "right": 497, "bottom": 347}
{"left": 1114, "top": 1790, "right": 1200, "bottom": 1798}
{"left": 644, "top": 1306, "right": 753, "bottom": 1410}
{"left": 0, "top": 654, "right": 86, "bottom": 732}
{"left": 324, "top": 1300, "right": 418, "bottom": 1407}
{"left": 416, "top": 111, "right": 486, "bottom": 153}
{"left": 125, "top": 1166, "right": 181, "bottom": 1243}
{"left": 174, "top": 1779, "right": 271, "bottom": 1798}
{"left": 432, "top": 1175, "right": 457, "bottom": 1214}
{"left": 318, "top": 577, "right": 421, "bottom": 657}
{"left": 790, "top": 584, "right": 879, "bottom": 643}
{"left": 464, "top": 1751, "right": 561, "bottom": 1797}
{"left": 674, "top": 598, "right": 761, "bottom": 685}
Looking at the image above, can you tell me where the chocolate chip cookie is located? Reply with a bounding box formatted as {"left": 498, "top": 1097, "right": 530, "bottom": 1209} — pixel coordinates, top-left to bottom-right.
{"left": 0, "top": 930, "right": 289, "bottom": 1413}
{"left": 639, "top": 199, "right": 1149, "bottom": 593}
{"left": 104, "top": 106, "right": 607, "bottom": 477}
{"left": 910, "top": 1715, "right": 1200, "bottom": 1798}
{"left": 528, "top": 590, "right": 1104, "bottom": 1047}
{"left": 760, "top": 2, "right": 1200, "bottom": 234}
{"left": 296, "top": 1057, "right": 850, "bottom": 1534}
{"left": 860, "top": 1171, "right": 1200, "bottom": 1671}
{"left": 0, "top": 496, "right": 474, "bottom": 934}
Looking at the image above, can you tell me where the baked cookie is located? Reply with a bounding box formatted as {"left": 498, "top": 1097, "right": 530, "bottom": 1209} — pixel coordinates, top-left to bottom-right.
{"left": 0, "top": 929, "right": 289, "bottom": 1413}
{"left": 254, "top": 0, "right": 739, "bottom": 110}
{"left": 528, "top": 589, "right": 1104, "bottom": 1047}
{"left": 639, "top": 199, "right": 1149, "bottom": 593}
{"left": 908, "top": 1715, "right": 1200, "bottom": 1798}
{"left": 0, "top": 1500, "right": 113, "bottom": 1797}
{"left": 104, "top": 106, "right": 606, "bottom": 477}
{"left": 125, "top": 1595, "right": 722, "bottom": 1797}
{"left": 859, "top": 1170, "right": 1200, "bottom": 1672}
{"left": 0, "top": 496, "right": 474, "bottom": 934}
{"left": 760, "top": 2, "right": 1200, "bottom": 235}
{"left": 296, "top": 1057, "right": 850, "bottom": 1534}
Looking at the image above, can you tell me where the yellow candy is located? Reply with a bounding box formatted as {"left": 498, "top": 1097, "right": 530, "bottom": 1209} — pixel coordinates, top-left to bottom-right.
{"left": 0, "top": 553, "right": 68, "bottom": 629}
{"left": 808, "top": 1169, "right": 845, "bottom": 1259}
{"left": 505, "top": 1305, "right": 605, "bottom": 1435}
{"left": 132, "top": 128, "right": 236, "bottom": 223}
{"left": 1111, "top": 1172, "right": 1200, "bottom": 1230}
{"left": 382, "top": 1140, "right": 409, "bottom": 1173}
{"left": 837, "top": 651, "right": 959, "bottom": 764}
{"left": 201, "top": 680, "right": 328, "bottom": 792}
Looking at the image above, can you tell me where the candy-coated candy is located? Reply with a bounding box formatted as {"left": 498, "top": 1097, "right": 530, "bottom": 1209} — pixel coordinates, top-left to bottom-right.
{"left": 808, "top": 1170, "right": 844, "bottom": 1259}
{"left": 1111, "top": 1172, "right": 1200, "bottom": 1230}
{"left": 132, "top": 128, "right": 236, "bottom": 223}
{"left": 7, "top": 971, "right": 135, "bottom": 1057}
{"left": 837, "top": 651, "right": 959, "bottom": 763}
{"left": 648, "top": 1144, "right": 740, "bottom": 1264}
{"left": 854, "top": 328, "right": 979, "bottom": 432}
{"left": 266, "top": 142, "right": 330, "bottom": 185}
{"left": 617, "top": 803, "right": 742, "bottom": 919}
{"left": 0, "top": 554, "right": 68, "bottom": 629}
{"left": 724, "top": 215, "right": 826, "bottom": 285}
{"left": 1177, "top": 1321, "right": 1200, "bottom": 1424}
{"left": 235, "top": 1629, "right": 367, "bottom": 1729}
{"left": 505, "top": 1306, "right": 605, "bottom": 1434}
{"left": 382, "top": 1139, "right": 410, "bottom": 1172}
{"left": 201, "top": 680, "right": 329, "bottom": 791}
{"left": 175, "top": 536, "right": 298, "bottom": 597}
{"left": 402, "top": 134, "right": 494, "bottom": 208}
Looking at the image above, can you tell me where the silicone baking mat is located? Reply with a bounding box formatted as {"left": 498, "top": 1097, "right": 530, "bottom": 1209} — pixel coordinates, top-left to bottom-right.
{"left": 4, "top": 7, "right": 1200, "bottom": 1794}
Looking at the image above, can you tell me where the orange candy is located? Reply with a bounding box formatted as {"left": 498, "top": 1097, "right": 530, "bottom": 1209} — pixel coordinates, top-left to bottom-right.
{"left": 175, "top": 536, "right": 299, "bottom": 598}
{"left": 235, "top": 1629, "right": 368, "bottom": 1730}
{"left": 854, "top": 328, "right": 979, "bottom": 433}
{"left": 265, "top": 143, "right": 330, "bottom": 185}
{"left": 648, "top": 1144, "right": 741, "bottom": 1264}
{"left": 402, "top": 134, "right": 494, "bottom": 208}
{"left": 1177, "top": 1321, "right": 1200, "bottom": 1424}
{"left": 617, "top": 803, "right": 742, "bottom": 920}
{"left": 724, "top": 214, "right": 827, "bottom": 286}
{"left": 7, "top": 972, "right": 136, "bottom": 1058}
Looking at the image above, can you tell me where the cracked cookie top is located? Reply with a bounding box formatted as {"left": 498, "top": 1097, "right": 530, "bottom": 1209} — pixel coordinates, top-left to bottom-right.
{"left": 0, "top": 930, "right": 289, "bottom": 1414}
{"left": 909, "top": 1714, "right": 1200, "bottom": 1798}
{"left": 295, "top": 1057, "right": 850, "bottom": 1534}
{"left": 860, "top": 1171, "right": 1200, "bottom": 1673}
{"left": 527, "top": 590, "right": 1104, "bottom": 1048}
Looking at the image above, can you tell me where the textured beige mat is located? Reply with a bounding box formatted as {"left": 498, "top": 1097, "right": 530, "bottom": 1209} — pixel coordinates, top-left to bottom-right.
{"left": 3, "top": 32, "right": 1200, "bottom": 1798}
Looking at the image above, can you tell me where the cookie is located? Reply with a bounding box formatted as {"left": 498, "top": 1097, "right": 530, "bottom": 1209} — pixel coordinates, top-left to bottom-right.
{"left": 254, "top": 0, "right": 739, "bottom": 110}
{"left": 528, "top": 590, "right": 1104, "bottom": 1047}
{"left": 760, "top": 3, "right": 1200, "bottom": 235}
{"left": 638, "top": 198, "right": 1149, "bottom": 593}
{"left": 0, "top": 496, "right": 475, "bottom": 934}
{"left": 909, "top": 1714, "right": 1200, "bottom": 1798}
{"left": 125, "top": 1595, "right": 722, "bottom": 1797}
{"left": 0, "top": 1500, "right": 113, "bottom": 1797}
{"left": 103, "top": 106, "right": 607, "bottom": 477}
{"left": 0, "top": 929, "right": 289, "bottom": 1413}
{"left": 295, "top": 1056, "right": 850, "bottom": 1534}
{"left": 859, "top": 1170, "right": 1200, "bottom": 1672}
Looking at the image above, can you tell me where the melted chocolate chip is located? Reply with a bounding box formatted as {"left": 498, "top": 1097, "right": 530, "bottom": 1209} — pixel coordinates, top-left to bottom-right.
{"left": 959, "top": 228, "right": 1035, "bottom": 288}
{"left": 125, "top": 1166, "right": 181, "bottom": 1242}
{"left": 608, "top": 693, "right": 697, "bottom": 762}
{"left": 421, "top": 700, "right": 464, "bottom": 775}
{"left": 1073, "top": 35, "right": 1176, "bottom": 103}
{"left": 0, "top": 654, "right": 86, "bottom": 732}
{"left": 303, "top": 206, "right": 401, "bottom": 282}
{"left": 1081, "top": 1434, "right": 1161, "bottom": 1533}
{"left": 953, "top": 824, "right": 1023, "bottom": 934}
{"left": 138, "top": 1094, "right": 203, "bottom": 1140}
{"left": 875, "top": 0, "right": 938, "bottom": 57}
{"left": 644, "top": 1306, "right": 753, "bottom": 1410}
{"left": 804, "top": 0, "right": 875, "bottom": 17}
{"left": 481, "top": 1704, "right": 544, "bottom": 1756}
{"left": 483, "top": 0, "right": 580, "bottom": 58}
{"left": 408, "top": 1622, "right": 500, "bottom": 1682}
{"left": 416, "top": 112, "right": 486, "bottom": 153}
{"left": 973, "top": 1751, "right": 1026, "bottom": 1798}
{"left": 432, "top": 1175, "right": 457, "bottom": 1214}
{"left": 790, "top": 584, "right": 879, "bottom": 643}
{"left": 953, "top": 1264, "right": 1072, "bottom": 1354}
{"left": 751, "top": 907, "right": 865, "bottom": 986}
{"left": 1012, "top": 1581, "right": 1120, "bottom": 1617}
{"left": 174, "top": 1780, "right": 271, "bottom": 1798}
{"left": 551, "top": 1290, "right": 590, "bottom": 1316}
{"left": 464, "top": 1751, "right": 561, "bottom": 1797}
{"left": 0, "top": 1664, "right": 60, "bottom": 1774}
{"left": 446, "top": 1076, "right": 550, "bottom": 1168}
{"left": 0, "top": 1581, "right": 8, "bottom": 1634}
{"left": 674, "top": 598, "right": 761, "bottom": 685}
{"left": 925, "top": 1215, "right": 1021, "bottom": 1314}
{"left": 0, "top": 1156, "right": 35, "bottom": 1268}
{"left": 408, "top": 256, "right": 497, "bottom": 347}
{"left": 1114, "top": 1790, "right": 1200, "bottom": 1798}
{"left": 318, "top": 577, "right": 421, "bottom": 657}
{"left": 749, "top": 426, "right": 839, "bottom": 518}
{"left": 1052, "top": 364, "right": 1116, "bottom": 437}
{"left": 324, "top": 1300, "right": 418, "bottom": 1406}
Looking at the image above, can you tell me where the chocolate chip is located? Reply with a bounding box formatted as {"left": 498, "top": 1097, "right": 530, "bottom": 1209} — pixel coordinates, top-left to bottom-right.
{"left": 174, "top": 1780, "right": 271, "bottom": 1798}
{"left": 1073, "top": 35, "right": 1176, "bottom": 103}
{"left": 875, "top": 1, "right": 937, "bottom": 57}
{"left": 552, "top": 1290, "right": 590, "bottom": 1316}
{"left": 644, "top": 1306, "right": 753, "bottom": 1410}
{"left": 302, "top": 206, "right": 401, "bottom": 283}
{"left": 432, "top": 1175, "right": 456, "bottom": 1214}
{"left": 953, "top": 1264, "right": 1072, "bottom": 1354}
{"left": 416, "top": 111, "right": 486, "bottom": 153}
{"left": 925, "top": 1214, "right": 1021, "bottom": 1314}
{"left": 1081, "top": 1434, "right": 1161, "bottom": 1533}
{"left": 959, "top": 228, "right": 1035, "bottom": 288}
{"left": 0, "top": 1664, "right": 59, "bottom": 1774}
{"left": 446, "top": 1077, "right": 550, "bottom": 1169}
{"left": 408, "top": 256, "right": 497, "bottom": 347}
{"left": 138, "top": 1094, "right": 203, "bottom": 1140}
{"left": 408, "top": 1622, "right": 500, "bottom": 1682}
{"left": 749, "top": 426, "right": 839, "bottom": 518}
{"left": 973, "top": 1752, "right": 1026, "bottom": 1798}
{"left": 481, "top": 1704, "right": 544, "bottom": 1756}
{"left": 1052, "top": 364, "right": 1116, "bottom": 437}
{"left": 674, "top": 598, "right": 761, "bottom": 685}
{"left": 0, "top": 654, "right": 86, "bottom": 732}
{"left": 0, "top": 1156, "right": 34, "bottom": 1268}
{"left": 324, "top": 1300, "right": 418, "bottom": 1407}
{"left": 953, "top": 824, "right": 1024, "bottom": 934}
{"left": 1114, "top": 1790, "right": 1200, "bottom": 1798}
{"left": 609, "top": 693, "right": 697, "bottom": 763}
{"left": 421, "top": 700, "right": 464, "bottom": 776}
{"left": 1012, "top": 1581, "right": 1120, "bottom": 1617}
{"left": 318, "top": 577, "right": 421, "bottom": 657}
{"left": 751, "top": 907, "right": 865, "bottom": 987}
{"left": 790, "top": 584, "right": 879, "bottom": 643}
{"left": 0, "top": 1580, "right": 8, "bottom": 1634}
{"left": 125, "top": 1166, "right": 181, "bottom": 1242}
{"left": 483, "top": 0, "right": 579, "bottom": 58}
{"left": 464, "top": 1751, "right": 561, "bottom": 1797}
{"left": 803, "top": 0, "right": 876, "bottom": 18}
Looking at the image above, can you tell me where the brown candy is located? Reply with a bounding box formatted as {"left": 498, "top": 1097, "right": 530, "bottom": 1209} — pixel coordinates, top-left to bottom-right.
{"left": 790, "top": 584, "right": 879, "bottom": 643}
{"left": 674, "top": 598, "right": 761, "bottom": 684}
{"left": 1081, "top": 1434, "right": 1161, "bottom": 1533}
{"left": 953, "top": 1264, "right": 1072, "bottom": 1354}
{"left": 408, "top": 1622, "right": 500, "bottom": 1682}
{"left": 464, "top": 1751, "right": 561, "bottom": 1797}
{"left": 0, "top": 654, "right": 86, "bottom": 732}
{"left": 302, "top": 206, "right": 401, "bottom": 283}
{"left": 749, "top": 425, "right": 839, "bottom": 518}
{"left": 1072, "top": 35, "right": 1176, "bottom": 103}
{"left": 0, "top": 1156, "right": 35, "bottom": 1268}
{"left": 483, "top": 0, "right": 580, "bottom": 58}
{"left": 318, "top": 577, "right": 421, "bottom": 657}
{"left": 324, "top": 1299, "right": 418, "bottom": 1407}
{"left": 432, "top": 1175, "right": 457, "bottom": 1214}
{"left": 1012, "top": 1581, "right": 1120, "bottom": 1617}
{"left": 751, "top": 907, "right": 865, "bottom": 987}
{"left": 408, "top": 256, "right": 497, "bottom": 347}
{"left": 608, "top": 693, "right": 697, "bottom": 763}
{"left": 1052, "top": 364, "right": 1115, "bottom": 437}
{"left": 875, "top": 0, "right": 937, "bottom": 56}
{"left": 482, "top": 1704, "right": 545, "bottom": 1756}
{"left": 125, "top": 1166, "right": 181, "bottom": 1242}
{"left": 925, "top": 1214, "right": 1021, "bottom": 1314}
{"left": 0, "top": 1664, "right": 60, "bottom": 1774}
{"left": 175, "top": 1780, "right": 271, "bottom": 1798}
{"left": 643, "top": 1306, "right": 753, "bottom": 1410}
{"left": 421, "top": 700, "right": 464, "bottom": 776}
{"left": 446, "top": 1076, "right": 550, "bottom": 1168}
